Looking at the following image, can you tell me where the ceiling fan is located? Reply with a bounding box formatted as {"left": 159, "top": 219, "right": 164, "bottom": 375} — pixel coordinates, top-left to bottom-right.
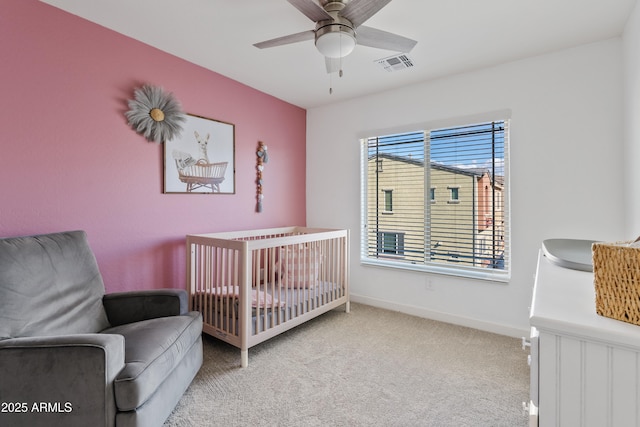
{"left": 253, "top": 0, "right": 417, "bottom": 74}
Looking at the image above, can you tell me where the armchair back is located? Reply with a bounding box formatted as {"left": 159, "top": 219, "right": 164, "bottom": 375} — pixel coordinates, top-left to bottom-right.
{"left": 0, "top": 230, "right": 110, "bottom": 339}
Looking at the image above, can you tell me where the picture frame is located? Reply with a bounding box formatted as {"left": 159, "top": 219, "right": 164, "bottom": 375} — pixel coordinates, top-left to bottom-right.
{"left": 164, "top": 114, "right": 235, "bottom": 194}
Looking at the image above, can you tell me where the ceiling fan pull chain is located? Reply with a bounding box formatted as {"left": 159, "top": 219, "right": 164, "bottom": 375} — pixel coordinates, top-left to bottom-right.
{"left": 339, "top": 32, "right": 344, "bottom": 78}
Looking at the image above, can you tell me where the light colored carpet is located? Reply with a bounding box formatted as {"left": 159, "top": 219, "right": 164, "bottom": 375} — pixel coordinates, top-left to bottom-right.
{"left": 164, "top": 303, "right": 529, "bottom": 427}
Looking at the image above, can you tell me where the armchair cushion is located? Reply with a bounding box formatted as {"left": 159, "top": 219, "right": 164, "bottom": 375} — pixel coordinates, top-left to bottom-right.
{"left": 0, "top": 231, "right": 110, "bottom": 340}
{"left": 102, "top": 311, "right": 202, "bottom": 411}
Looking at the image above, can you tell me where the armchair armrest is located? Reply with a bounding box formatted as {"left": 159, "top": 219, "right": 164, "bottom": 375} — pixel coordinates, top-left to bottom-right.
{"left": 0, "top": 334, "right": 124, "bottom": 427}
{"left": 102, "top": 288, "right": 188, "bottom": 327}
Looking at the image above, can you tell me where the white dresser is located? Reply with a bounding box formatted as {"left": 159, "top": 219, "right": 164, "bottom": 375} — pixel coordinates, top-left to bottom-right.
{"left": 529, "top": 250, "right": 640, "bottom": 426}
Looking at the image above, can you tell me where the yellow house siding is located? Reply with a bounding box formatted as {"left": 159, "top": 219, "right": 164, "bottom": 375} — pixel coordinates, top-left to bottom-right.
{"left": 366, "top": 155, "right": 492, "bottom": 268}
{"left": 430, "top": 166, "right": 477, "bottom": 266}
{"left": 367, "top": 156, "right": 425, "bottom": 262}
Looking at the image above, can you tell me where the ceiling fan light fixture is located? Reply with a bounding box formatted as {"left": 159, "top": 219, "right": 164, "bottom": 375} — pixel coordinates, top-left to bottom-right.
{"left": 315, "top": 24, "right": 356, "bottom": 58}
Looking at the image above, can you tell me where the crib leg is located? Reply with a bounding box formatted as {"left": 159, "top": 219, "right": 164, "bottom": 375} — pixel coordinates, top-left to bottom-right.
{"left": 345, "top": 301, "right": 351, "bottom": 313}
{"left": 241, "top": 349, "right": 248, "bottom": 368}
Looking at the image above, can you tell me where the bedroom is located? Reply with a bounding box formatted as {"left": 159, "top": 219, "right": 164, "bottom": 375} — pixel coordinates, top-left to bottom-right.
{"left": 1, "top": 0, "right": 640, "bottom": 425}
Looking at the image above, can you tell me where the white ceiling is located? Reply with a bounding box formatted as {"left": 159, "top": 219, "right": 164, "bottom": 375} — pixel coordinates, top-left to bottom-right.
{"left": 41, "top": 0, "right": 637, "bottom": 109}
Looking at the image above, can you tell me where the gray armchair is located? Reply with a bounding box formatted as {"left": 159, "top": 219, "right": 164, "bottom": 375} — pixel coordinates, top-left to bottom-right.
{"left": 0, "top": 230, "right": 203, "bottom": 427}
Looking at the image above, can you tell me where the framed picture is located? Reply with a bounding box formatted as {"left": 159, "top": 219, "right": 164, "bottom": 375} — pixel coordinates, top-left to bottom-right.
{"left": 164, "top": 114, "right": 235, "bottom": 194}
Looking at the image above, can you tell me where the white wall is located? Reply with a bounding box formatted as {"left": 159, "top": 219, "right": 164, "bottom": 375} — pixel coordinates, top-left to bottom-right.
{"left": 624, "top": 2, "right": 640, "bottom": 235}
{"left": 307, "top": 39, "right": 626, "bottom": 336}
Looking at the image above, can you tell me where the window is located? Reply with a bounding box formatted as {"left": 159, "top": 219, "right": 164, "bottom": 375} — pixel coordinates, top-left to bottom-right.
{"left": 377, "top": 231, "right": 404, "bottom": 256}
{"left": 448, "top": 186, "right": 460, "bottom": 204}
{"left": 361, "top": 120, "right": 510, "bottom": 281}
{"left": 383, "top": 190, "right": 393, "bottom": 212}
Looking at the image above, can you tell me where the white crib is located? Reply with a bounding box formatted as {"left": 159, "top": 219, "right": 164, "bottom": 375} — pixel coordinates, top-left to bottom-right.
{"left": 186, "top": 227, "right": 350, "bottom": 367}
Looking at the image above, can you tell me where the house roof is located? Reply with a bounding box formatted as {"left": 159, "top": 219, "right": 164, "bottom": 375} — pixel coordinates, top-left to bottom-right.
{"left": 371, "top": 152, "right": 489, "bottom": 178}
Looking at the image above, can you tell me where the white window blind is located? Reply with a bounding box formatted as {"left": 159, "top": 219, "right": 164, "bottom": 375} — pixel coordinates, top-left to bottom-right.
{"left": 361, "top": 120, "right": 510, "bottom": 281}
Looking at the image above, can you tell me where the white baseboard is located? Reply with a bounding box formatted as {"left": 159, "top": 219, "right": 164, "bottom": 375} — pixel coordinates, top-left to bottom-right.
{"left": 349, "top": 293, "right": 529, "bottom": 338}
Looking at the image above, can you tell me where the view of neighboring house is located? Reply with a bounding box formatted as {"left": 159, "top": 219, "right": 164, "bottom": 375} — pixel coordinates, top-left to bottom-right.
{"left": 366, "top": 152, "right": 505, "bottom": 269}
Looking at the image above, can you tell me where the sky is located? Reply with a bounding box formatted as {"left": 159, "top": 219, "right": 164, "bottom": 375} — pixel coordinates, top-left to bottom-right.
{"left": 367, "top": 121, "right": 505, "bottom": 175}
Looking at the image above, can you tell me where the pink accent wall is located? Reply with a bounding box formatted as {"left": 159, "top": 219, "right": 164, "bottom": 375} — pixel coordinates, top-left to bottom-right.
{"left": 0, "top": 1, "right": 307, "bottom": 292}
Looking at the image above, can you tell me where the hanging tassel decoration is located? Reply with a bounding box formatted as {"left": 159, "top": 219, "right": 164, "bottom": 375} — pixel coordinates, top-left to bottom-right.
{"left": 256, "top": 141, "right": 268, "bottom": 212}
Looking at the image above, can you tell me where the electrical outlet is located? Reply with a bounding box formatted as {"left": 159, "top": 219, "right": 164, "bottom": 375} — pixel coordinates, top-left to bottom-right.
{"left": 425, "top": 278, "right": 434, "bottom": 291}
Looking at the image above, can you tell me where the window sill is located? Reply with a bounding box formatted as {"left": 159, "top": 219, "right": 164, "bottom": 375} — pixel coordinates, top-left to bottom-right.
{"left": 360, "top": 257, "right": 510, "bottom": 283}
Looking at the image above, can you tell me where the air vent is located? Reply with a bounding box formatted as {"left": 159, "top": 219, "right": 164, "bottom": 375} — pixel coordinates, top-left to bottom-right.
{"left": 376, "top": 54, "right": 414, "bottom": 72}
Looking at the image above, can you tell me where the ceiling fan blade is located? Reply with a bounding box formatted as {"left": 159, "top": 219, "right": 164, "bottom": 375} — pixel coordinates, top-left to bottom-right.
{"left": 341, "top": 0, "right": 392, "bottom": 28}
{"left": 356, "top": 26, "right": 417, "bottom": 53}
{"left": 287, "top": 0, "right": 332, "bottom": 22}
{"left": 325, "top": 57, "right": 341, "bottom": 74}
{"left": 253, "top": 30, "right": 315, "bottom": 49}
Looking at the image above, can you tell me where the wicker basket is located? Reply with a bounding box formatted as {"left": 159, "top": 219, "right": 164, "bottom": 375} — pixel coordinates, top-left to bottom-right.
{"left": 592, "top": 241, "right": 640, "bottom": 326}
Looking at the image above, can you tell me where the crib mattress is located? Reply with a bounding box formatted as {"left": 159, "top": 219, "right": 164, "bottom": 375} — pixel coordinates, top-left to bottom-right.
{"left": 192, "top": 282, "right": 343, "bottom": 312}
{"left": 192, "top": 282, "right": 345, "bottom": 333}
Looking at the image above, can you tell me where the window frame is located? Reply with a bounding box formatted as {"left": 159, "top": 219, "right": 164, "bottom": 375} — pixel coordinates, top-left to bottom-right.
{"left": 360, "top": 114, "right": 511, "bottom": 283}
{"left": 376, "top": 231, "right": 405, "bottom": 257}
{"left": 383, "top": 189, "right": 393, "bottom": 213}
{"left": 447, "top": 186, "right": 460, "bottom": 204}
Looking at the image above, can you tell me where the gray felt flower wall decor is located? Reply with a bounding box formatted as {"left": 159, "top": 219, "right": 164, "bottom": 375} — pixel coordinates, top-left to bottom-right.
{"left": 125, "top": 84, "right": 186, "bottom": 143}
